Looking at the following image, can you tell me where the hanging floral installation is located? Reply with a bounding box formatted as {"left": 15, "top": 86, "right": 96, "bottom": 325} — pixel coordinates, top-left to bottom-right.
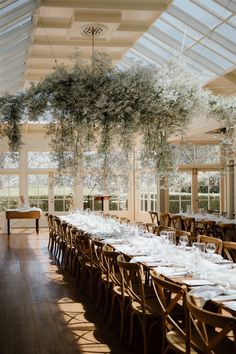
{"left": 0, "top": 52, "right": 236, "bottom": 174}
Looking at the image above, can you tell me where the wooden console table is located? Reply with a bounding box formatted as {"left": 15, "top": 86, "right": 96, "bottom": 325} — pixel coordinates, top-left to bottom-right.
{"left": 6, "top": 210, "right": 41, "bottom": 236}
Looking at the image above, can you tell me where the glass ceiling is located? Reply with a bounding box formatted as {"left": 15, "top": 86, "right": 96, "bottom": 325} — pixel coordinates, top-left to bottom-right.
{"left": 0, "top": 0, "right": 38, "bottom": 94}
{"left": 120, "top": 0, "right": 236, "bottom": 85}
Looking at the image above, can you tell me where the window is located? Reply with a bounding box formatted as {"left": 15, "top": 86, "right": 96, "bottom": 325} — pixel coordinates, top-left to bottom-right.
{"left": 54, "top": 176, "right": 74, "bottom": 212}
{"left": 0, "top": 152, "right": 19, "bottom": 169}
{"left": 28, "top": 152, "right": 57, "bottom": 168}
{"left": 0, "top": 175, "right": 19, "bottom": 211}
{"left": 198, "top": 171, "right": 220, "bottom": 212}
{"left": 28, "top": 174, "right": 48, "bottom": 211}
{"left": 169, "top": 172, "right": 192, "bottom": 213}
{"left": 83, "top": 174, "right": 104, "bottom": 211}
{"left": 108, "top": 174, "right": 128, "bottom": 211}
{"left": 139, "top": 173, "right": 157, "bottom": 212}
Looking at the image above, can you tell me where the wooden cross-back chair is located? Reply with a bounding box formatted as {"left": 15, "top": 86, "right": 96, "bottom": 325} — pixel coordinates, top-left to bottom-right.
{"left": 222, "top": 241, "right": 236, "bottom": 262}
{"left": 159, "top": 213, "right": 170, "bottom": 227}
{"left": 102, "top": 245, "right": 129, "bottom": 342}
{"left": 186, "top": 293, "right": 236, "bottom": 354}
{"left": 148, "top": 211, "right": 159, "bottom": 225}
{"left": 150, "top": 270, "right": 189, "bottom": 354}
{"left": 117, "top": 254, "right": 161, "bottom": 354}
{"left": 197, "top": 235, "right": 223, "bottom": 255}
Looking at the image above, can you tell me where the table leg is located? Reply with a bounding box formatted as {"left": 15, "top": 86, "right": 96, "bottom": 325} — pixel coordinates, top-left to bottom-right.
{"left": 7, "top": 219, "right": 10, "bottom": 236}
{"left": 36, "top": 219, "right": 39, "bottom": 235}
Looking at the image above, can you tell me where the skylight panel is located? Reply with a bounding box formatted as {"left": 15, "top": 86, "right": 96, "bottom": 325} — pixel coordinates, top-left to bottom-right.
{"left": 216, "top": 23, "right": 236, "bottom": 44}
{"left": 200, "top": 38, "right": 236, "bottom": 62}
{"left": 192, "top": 0, "right": 232, "bottom": 19}
{"left": 192, "top": 43, "right": 234, "bottom": 70}
{"left": 0, "top": 16, "right": 32, "bottom": 37}
{"left": 129, "top": 48, "right": 158, "bottom": 65}
{"left": 144, "top": 33, "right": 176, "bottom": 55}
{"left": 161, "top": 12, "right": 203, "bottom": 40}
{"left": 229, "top": 16, "right": 236, "bottom": 27}
{"left": 184, "top": 57, "right": 216, "bottom": 80}
{"left": 173, "top": 0, "right": 220, "bottom": 28}
{"left": 139, "top": 37, "right": 172, "bottom": 61}
{"left": 153, "top": 19, "right": 194, "bottom": 45}
{"left": 0, "top": 0, "right": 30, "bottom": 16}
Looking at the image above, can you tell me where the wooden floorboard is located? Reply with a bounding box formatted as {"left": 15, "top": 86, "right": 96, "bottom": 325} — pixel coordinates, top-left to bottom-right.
{"left": 0, "top": 229, "right": 132, "bottom": 354}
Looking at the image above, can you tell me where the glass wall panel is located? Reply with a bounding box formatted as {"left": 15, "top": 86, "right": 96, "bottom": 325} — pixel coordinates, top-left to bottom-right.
{"left": 108, "top": 174, "right": 128, "bottom": 211}
{"left": 54, "top": 176, "right": 73, "bottom": 212}
{"left": 0, "top": 152, "right": 19, "bottom": 168}
{"left": 28, "top": 175, "right": 48, "bottom": 211}
{"left": 169, "top": 172, "right": 192, "bottom": 213}
{"left": 28, "top": 152, "right": 57, "bottom": 168}
{"left": 83, "top": 175, "right": 104, "bottom": 211}
{"left": 0, "top": 175, "right": 19, "bottom": 211}
{"left": 198, "top": 171, "right": 220, "bottom": 212}
{"left": 139, "top": 173, "right": 157, "bottom": 212}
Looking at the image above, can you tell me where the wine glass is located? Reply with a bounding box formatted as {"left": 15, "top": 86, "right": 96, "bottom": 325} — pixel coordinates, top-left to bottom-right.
{"left": 205, "top": 242, "right": 216, "bottom": 254}
{"left": 178, "top": 235, "right": 188, "bottom": 248}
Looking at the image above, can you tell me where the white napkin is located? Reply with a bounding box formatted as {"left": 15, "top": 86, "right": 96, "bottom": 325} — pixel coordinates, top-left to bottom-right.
{"left": 154, "top": 266, "right": 189, "bottom": 278}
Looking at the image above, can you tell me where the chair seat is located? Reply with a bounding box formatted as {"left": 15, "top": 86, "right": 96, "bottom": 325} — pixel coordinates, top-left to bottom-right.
{"left": 131, "top": 297, "right": 161, "bottom": 317}
{"left": 113, "top": 285, "right": 129, "bottom": 298}
{"left": 166, "top": 331, "right": 198, "bottom": 354}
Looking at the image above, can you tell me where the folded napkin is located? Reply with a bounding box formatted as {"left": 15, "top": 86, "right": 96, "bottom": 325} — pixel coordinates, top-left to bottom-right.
{"left": 130, "top": 256, "right": 161, "bottom": 264}
{"left": 222, "top": 301, "right": 236, "bottom": 312}
{"left": 189, "top": 285, "right": 224, "bottom": 302}
{"left": 183, "top": 279, "right": 215, "bottom": 287}
{"left": 154, "top": 266, "right": 189, "bottom": 278}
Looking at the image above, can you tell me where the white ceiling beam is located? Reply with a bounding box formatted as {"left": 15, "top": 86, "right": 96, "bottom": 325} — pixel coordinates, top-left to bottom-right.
{"left": 40, "top": 0, "right": 171, "bottom": 11}
{"left": 28, "top": 51, "right": 120, "bottom": 62}
{"left": 36, "top": 18, "right": 150, "bottom": 32}
{"left": 32, "top": 38, "right": 133, "bottom": 47}
{"left": 224, "top": 73, "right": 236, "bottom": 85}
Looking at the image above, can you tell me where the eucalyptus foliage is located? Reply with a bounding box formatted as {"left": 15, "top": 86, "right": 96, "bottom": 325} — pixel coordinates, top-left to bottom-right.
{"left": 0, "top": 52, "right": 235, "bottom": 173}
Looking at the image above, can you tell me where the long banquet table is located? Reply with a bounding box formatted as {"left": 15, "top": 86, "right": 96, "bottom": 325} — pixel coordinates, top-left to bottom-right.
{"left": 59, "top": 211, "right": 236, "bottom": 314}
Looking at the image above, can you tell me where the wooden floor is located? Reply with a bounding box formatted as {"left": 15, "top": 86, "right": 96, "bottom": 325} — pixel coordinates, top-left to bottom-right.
{"left": 0, "top": 229, "right": 132, "bottom": 354}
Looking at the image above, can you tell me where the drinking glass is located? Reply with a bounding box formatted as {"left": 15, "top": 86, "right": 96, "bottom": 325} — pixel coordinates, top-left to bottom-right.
{"left": 160, "top": 230, "right": 168, "bottom": 243}
{"left": 205, "top": 242, "right": 216, "bottom": 254}
{"left": 166, "top": 231, "right": 176, "bottom": 245}
{"left": 178, "top": 235, "right": 188, "bottom": 247}
{"left": 192, "top": 242, "right": 205, "bottom": 253}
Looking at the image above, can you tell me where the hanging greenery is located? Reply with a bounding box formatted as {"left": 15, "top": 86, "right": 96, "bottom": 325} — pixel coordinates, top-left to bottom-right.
{"left": 0, "top": 52, "right": 235, "bottom": 173}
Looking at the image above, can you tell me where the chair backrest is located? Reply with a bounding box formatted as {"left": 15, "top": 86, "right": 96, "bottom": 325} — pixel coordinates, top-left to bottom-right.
{"left": 117, "top": 254, "right": 147, "bottom": 315}
{"left": 169, "top": 214, "right": 182, "bottom": 230}
{"left": 119, "top": 217, "right": 130, "bottom": 224}
{"left": 110, "top": 215, "right": 119, "bottom": 220}
{"left": 159, "top": 213, "right": 170, "bottom": 227}
{"left": 150, "top": 270, "right": 189, "bottom": 353}
{"left": 217, "top": 222, "right": 235, "bottom": 242}
{"left": 102, "top": 245, "right": 125, "bottom": 297}
{"left": 46, "top": 213, "right": 56, "bottom": 237}
{"left": 181, "top": 217, "right": 195, "bottom": 235}
{"left": 144, "top": 222, "right": 157, "bottom": 234}
{"left": 155, "top": 226, "right": 175, "bottom": 236}
{"left": 201, "top": 220, "right": 216, "bottom": 237}
{"left": 75, "top": 231, "right": 91, "bottom": 263}
{"left": 222, "top": 241, "right": 236, "bottom": 262}
{"left": 90, "top": 237, "right": 107, "bottom": 275}
{"left": 186, "top": 293, "right": 236, "bottom": 353}
{"left": 197, "top": 235, "right": 222, "bottom": 254}
{"left": 175, "top": 229, "right": 191, "bottom": 245}
{"left": 148, "top": 211, "right": 159, "bottom": 225}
